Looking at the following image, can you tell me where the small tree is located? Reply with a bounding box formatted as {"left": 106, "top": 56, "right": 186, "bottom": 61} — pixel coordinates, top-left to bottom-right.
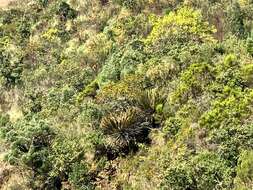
{"left": 226, "top": 2, "right": 245, "bottom": 38}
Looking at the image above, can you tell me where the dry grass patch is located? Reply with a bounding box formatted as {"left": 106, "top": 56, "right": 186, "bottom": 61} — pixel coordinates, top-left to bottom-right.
{"left": 0, "top": 0, "right": 14, "bottom": 7}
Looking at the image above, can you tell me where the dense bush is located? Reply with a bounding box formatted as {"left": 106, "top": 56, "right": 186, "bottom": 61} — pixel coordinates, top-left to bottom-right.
{"left": 2, "top": 117, "right": 54, "bottom": 176}
{"left": 234, "top": 150, "right": 253, "bottom": 190}
{"left": 0, "top": 0, "right": 253, "bottom": 189}
{"left": 161, "top": 151, "right": 233, "bottom": 190}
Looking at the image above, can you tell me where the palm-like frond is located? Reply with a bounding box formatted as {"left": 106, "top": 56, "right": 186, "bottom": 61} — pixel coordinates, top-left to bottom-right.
{"left": 100, "top": 108, "right": 149, "bottom": 147}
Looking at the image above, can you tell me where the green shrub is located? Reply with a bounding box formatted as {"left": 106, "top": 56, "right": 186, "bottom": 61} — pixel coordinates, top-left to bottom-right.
{"left": 0, "top": 113, "right": 11, "bottom": 141}
{"left": 113, "top": 0, "right": 144, "bottom": 11}
{"left": 0, "top": 113, "right": 10, "bottom": 128}
{"left": 241, "top": 63, "right": 253, "bottom": 87}
{"left": 48, "top": 135, "right": 94, "bottom": 189}
{"left": 208, "top": 124, "right": 253, "bottom": 167}
{"left": 37, "top": 0, "right": 49, "bottom": 7}
{"left": 146, "top": 7, "right": 216, "bottom": 54}
{"left": 97, "top": 40, "right": 146, "bottom": 87}
{"left": 77, "top": 101, "right": 104, "bottom": 128}
{"left": 170, "top": 62, "right": 213, "bottom": 104}
{"left": 163, "top": 117, "right": 182, "bottom": 138}
{"left": 77, "top": 80, "right": 99, "bottom": 102}
{"left": 246, "top": 32, "right": 253, "bottom": 56}
{"left": 136, "top": 88, "right": 166, "bottom": 114}
{"left": 162, "top": 165, "right": 195, "bottom": 190}
{"left": 162, "top": 151, "right": 233, "bottom": 190}
{"left": 4, "top": 117, "right": 55, "bottom": 174}
{"left": 225, "top": 2, "right": 245, "bottom": 38}
{"left": 0, "top": 38, "right": 24, "bottom": 87}
{"left": 199, "top": 87, "right": 253, "bottom": 130}
{"left": 56, "top": 1, "right": 78, "bottom": 20}
{"left": 234, "top": 150, "right": 253, "bottom": 190}
{"left": 69, "top": 162, "right": 94, "bottom": 190}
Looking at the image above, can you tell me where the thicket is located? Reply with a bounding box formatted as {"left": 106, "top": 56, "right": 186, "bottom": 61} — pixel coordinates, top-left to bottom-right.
{"left": 0, "top": 0, "right": 253, "bottom": 189}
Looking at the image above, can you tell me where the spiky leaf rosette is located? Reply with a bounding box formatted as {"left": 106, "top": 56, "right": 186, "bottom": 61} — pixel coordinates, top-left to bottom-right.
{"left": 100, "top": 108, "right": 150, "bottom": 148}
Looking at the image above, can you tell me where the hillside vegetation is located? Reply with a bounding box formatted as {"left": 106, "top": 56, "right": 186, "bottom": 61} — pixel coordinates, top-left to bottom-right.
{"left": 0, "top": 0, "right": 253, "bottom": 189}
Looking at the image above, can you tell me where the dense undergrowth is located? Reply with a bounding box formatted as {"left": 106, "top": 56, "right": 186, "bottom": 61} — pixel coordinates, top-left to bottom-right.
{"left": 0, "top": 0, "right": 253, "bottom": 189}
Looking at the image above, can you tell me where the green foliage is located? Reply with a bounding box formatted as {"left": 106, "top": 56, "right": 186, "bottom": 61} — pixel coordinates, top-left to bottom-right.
{"left": 226, "top": 2, "right": 245, "bottom": 38}
{"left": 234, "top": 150, "right": 253, "bottom": 190}
{"left": 113, "top": 0, "right": 144, "bottom": 11}
{"left": 37, "top": 0, "right": 49, "bottom": 7}
{"left": 247, "top": 32, "right": 253, "bottom": 56}
{"left": 3, "top": 117, "right": 55, "bottom": 174}
{"left": 208, "top": 124, "right": 253, "bottom": 167}
{"left": 241, "top": 63, "right": 253, "bottom": 86}
{"left": 77, "top": 101, "right": 104, "bottom": 128}
{"left": 200, "top": 89, "right": 253, "bottom": 130}
{"left": 69, "top": 162, "right": 94, "bottom": 190}
{"left": 56, "top": 1, "right": 78, "bottom": 20}
{"left": 170, "top": 62, "right": 212, "bottom": 104}
{"left": 0, "top": 115, "right": 96, "bottom": 189}
{"left": 146, "top": 7, "right": 216, "bottom": 54}
{"left": 0, "top": 113, "right": 10, "bottom": 128}
{"left": 77, "top": 80, "right": 99, "bottom": 102}
{"left": 161, "top": 151, "right": 233, "bottom": 190}
{"left": 104, "top": 12, "right": 151, "bottom": 45}
{"left": 163, "top": 117, "right": 183, "bottom": 138}
{"left": 0, "top": 37, "right": 24, "bottom": 87}
{"left": 136, "top": 88, "right": 166, "bottom": 113}
{"left": 97, "top": 40, "right": 146, "bottom": 87}
{"left": 49, "top": 135, "right": 94, "bottom": 189}
{"left": 1, "top": 0, "right": 253, "bottom": 189}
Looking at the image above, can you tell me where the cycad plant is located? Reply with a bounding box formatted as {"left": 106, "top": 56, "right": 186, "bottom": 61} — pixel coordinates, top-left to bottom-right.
{"left": 100, "top": 107, "right": 150, "bottom": 149}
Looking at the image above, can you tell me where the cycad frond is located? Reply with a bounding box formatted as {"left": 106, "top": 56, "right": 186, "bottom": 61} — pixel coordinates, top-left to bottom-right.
{"left": 100, "top": 108, "right": 149, "bottom": 148}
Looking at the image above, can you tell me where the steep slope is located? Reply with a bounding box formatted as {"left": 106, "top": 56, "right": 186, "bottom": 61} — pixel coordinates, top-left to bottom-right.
{"left": 0, "top": 0, "right": 253, "bottom": 190}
